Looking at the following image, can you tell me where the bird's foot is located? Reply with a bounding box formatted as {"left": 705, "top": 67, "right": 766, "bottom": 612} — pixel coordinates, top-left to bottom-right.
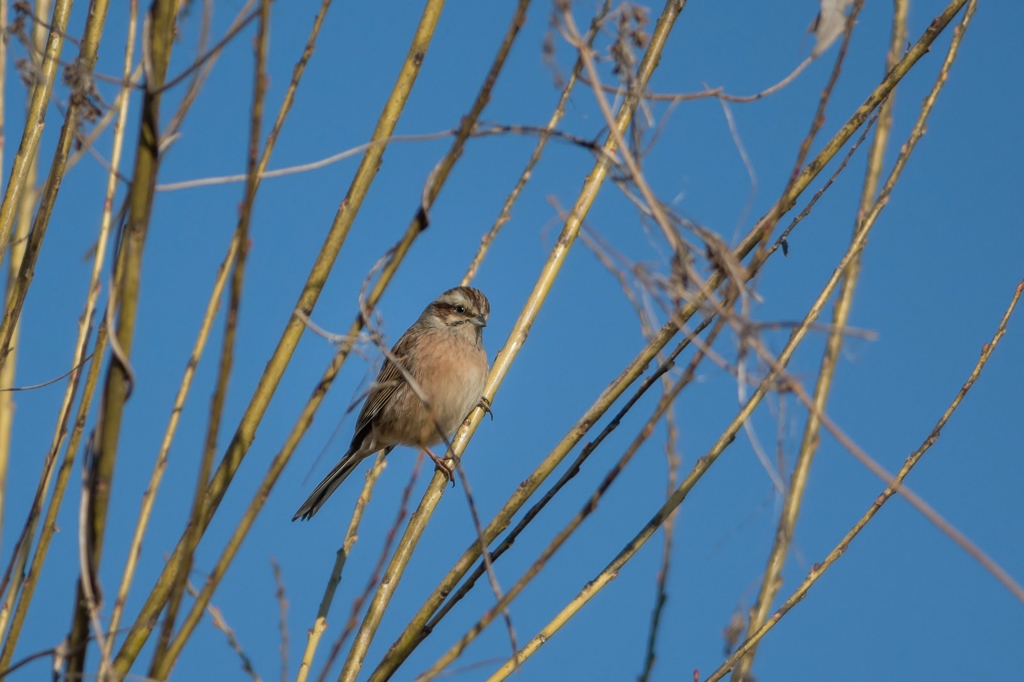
{"left": 424, "top": 447, "right": 456, "bottom": 487}
{"left": 477, "top": 396, "right": 494, "bottom": 420}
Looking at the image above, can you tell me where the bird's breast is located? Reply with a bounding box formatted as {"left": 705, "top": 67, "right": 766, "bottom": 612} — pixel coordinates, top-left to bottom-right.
{"left": 414, "top": 330, "right": 488, "bottom": 438}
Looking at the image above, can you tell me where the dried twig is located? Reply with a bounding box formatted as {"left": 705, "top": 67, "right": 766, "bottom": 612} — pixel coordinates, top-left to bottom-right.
{"left": 270, "top": 559, "right": 289, "bottom": 682}
{"left": 185, "top": 581, "right": 263, "bottom": 682}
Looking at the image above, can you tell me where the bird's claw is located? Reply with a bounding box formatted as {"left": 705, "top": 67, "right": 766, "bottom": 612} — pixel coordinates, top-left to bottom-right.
{"left": 478, "top": 396, "right": 494, "bottom": 420}
{"left": 424, "top": 447, "right": 457, "bottom": 487}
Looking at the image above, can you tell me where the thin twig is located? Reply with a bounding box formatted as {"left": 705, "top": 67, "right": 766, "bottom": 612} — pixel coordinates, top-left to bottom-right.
{"left": 156, "top": 125, "right": 602, "bottom": 192}
{"left": 580, "top": 55, "right": 814, "bottom": 104}
{"left": 270, "top": 559, "right": 289, "bottom": 682}
{"left": 0, "top": 353, "right": 94, "bottom": 391}
{"left": 157, "top": 130, "right": 454, "bottom": 191}
{"left": 156, "top": 3, "right": 260, "bottom": 96}
{"left": 455, "top": 461, "right": 519, "bottom": 672}
{"left": 77, "top": 452, "right": 108, "bottom": 660}
{"left": 636, "top": 400, "right": 679, "bottom": 682}
{"left": 769, "top": 106, "right": 882, "bottom": 258}
{"left": 754, "top": 0, "right": 862, "bottom": 261}
{"left": 185, "top": 581, "right": 263, "bottom": 682}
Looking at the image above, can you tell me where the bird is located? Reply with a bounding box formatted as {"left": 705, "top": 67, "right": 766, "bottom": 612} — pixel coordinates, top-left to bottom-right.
{"left": 293, "top": 286, "right": 490, "bottom": 521}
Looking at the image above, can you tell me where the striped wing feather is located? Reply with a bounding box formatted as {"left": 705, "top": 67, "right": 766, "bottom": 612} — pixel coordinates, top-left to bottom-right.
{"left": 352, "top": 333, "right": 416, "bottom": 442}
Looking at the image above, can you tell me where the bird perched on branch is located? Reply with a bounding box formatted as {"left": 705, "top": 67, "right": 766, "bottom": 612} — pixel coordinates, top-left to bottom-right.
{"left": 293, "top": 286, "right": 490, "bottom": 521}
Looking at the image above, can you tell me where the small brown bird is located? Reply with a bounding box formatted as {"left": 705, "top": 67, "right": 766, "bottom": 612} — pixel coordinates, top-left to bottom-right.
{"left": 293, "top": 286, "right": 490, "bottom": 521}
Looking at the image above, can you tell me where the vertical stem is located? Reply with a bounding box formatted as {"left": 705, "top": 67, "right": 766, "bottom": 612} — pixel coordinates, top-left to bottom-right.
{"left": 0, "top": 0, "right": 71, "bottom": 278}
{"left": 65, "top": 0, "right": 176, "bottom": 678}
{"left": 0, "top": 0, "right": 42, "bottom": 558}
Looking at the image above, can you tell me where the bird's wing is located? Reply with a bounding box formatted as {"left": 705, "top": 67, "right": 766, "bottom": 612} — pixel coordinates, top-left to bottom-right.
{"left": 351, "top": 332, "right": 416, "bottom": 440}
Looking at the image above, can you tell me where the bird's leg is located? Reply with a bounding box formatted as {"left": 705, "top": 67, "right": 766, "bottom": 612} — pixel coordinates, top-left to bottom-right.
{"left": 423, "top": 446, "right": 456, "bottom": 487}
{"left": 477, "top": 396, "right": 493, "bottom": 420}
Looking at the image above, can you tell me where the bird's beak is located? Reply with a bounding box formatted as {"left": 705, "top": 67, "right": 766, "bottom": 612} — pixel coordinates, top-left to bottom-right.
{"left": 471, "top": 315, "right": 487, "bottom": 328}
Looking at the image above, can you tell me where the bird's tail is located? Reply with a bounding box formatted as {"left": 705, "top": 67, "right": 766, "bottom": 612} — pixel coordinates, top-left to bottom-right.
{"left": 292, "top": 446, "right": 390, "bottom": 521}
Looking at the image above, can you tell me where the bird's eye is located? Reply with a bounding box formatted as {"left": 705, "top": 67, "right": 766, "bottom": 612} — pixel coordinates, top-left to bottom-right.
{"left": 454, "top": 305, "right": 466, "bottom": 314}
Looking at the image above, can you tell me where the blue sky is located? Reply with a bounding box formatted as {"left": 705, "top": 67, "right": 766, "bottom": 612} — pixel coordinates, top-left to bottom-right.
{"left": 3, "top": 0, "right": 1022, "bottom": 680}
